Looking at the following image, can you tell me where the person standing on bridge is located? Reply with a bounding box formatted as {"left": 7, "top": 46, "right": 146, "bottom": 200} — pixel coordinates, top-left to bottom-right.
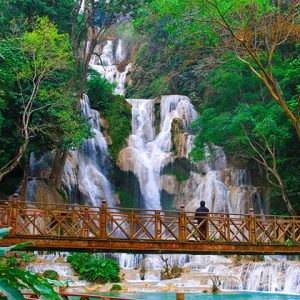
{"left": 195, "top": 201, "right": 209, "bottom": 240}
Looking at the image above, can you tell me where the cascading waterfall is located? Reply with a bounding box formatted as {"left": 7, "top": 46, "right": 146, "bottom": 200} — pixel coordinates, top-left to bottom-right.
{"left": 62, "top": 37, "right": 132, "bottom": 205}
{"left": 90, "top": 38, "right": 131, "bottom": 95}
{"left": 118, "top": 95, "right": 197, "bottom": 209}
{"left": 26, "top": 34, "right": 300, "bottom": 294}
{"left": 118, "top": 95, "right": 261, "bottom": 214}
{"left": 63, "top": 96, "right": 113, "bottom": 206}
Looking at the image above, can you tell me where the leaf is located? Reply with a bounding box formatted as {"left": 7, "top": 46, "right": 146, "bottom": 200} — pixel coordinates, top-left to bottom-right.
{"left": 0, "top": 228, "right": 11, "bottom": 239}
{"left": 0, "top": 278, "right": 24, "bottom": 300}
{"left": 46, "top": 279, "right": 65, "bottom": 287}
{"left": 0, "top": 242, "right": 31, "bottom": 257}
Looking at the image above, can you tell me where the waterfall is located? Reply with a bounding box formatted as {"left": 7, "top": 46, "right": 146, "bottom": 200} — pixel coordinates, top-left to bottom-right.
{"left": 114, "top": 254, "right": 300, "bottom": 293}
{"left": 25, "top": 34, "right": 300, "bottom": 294}
{"left": 62, "top": 37, "right": 132, "bottom": 205}
{"left": 118, "top": 95, "right": 260, "bottom": 214}
{"left": 63, "top": 96, "right": 113, "bottom": 206}
{"left": 90, "top": 38, "right": 131, "bottom": 95}
{"left": 118, "top": 96, "right": 197, "bottom": 209}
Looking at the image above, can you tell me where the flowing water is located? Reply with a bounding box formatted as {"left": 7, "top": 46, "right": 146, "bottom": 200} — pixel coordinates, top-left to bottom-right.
{"left": 117, "top": 96, "right": 197, "bottom": 209}
{"left": 63, "top": 96, "right": 114, "bottom": 206}
{"left": 62, "top": 37, "right": 132, "bottom": 205}
{"left": 26, "top": 36, "right": 300, "bottom": 295}
{"left": 95, "top": 293, "right": 300, "bottom": 300}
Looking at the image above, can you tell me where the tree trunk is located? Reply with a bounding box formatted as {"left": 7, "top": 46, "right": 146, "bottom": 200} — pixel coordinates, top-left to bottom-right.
{"left": 20, "top": 157, "right": 30, "bottom": 202}
{"left": 274, "top": 171, "right": 297, "bottom": 216}
{"left": 48, "top": 148, "right": 69, "bottom": 189}
{"left": 0, "top": 141, "right": 29, "bottom": 183}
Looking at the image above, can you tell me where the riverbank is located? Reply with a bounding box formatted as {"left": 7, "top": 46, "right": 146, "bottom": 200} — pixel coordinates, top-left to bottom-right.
{"left": 26, "top": 254, "right": 300, "bottom": 296}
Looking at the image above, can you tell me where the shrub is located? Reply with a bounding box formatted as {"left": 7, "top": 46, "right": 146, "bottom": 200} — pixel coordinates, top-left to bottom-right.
{"left": 43, "top": 270, "right": 59, "bottom": 280}
{"left": 3, "top": 252, "right": 36, "bottom": 268}
{"left": 67, "top": 253, "right": 120, "bottom": 283}
{"left": 86, "top": 71, "right": 131, "bottom": 162}
{"left": 110, "top": 283, "right": 122, "bottom": 291}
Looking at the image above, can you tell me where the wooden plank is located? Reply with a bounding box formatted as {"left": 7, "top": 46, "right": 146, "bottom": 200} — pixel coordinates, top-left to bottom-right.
{"left": 1, "top": 236, "right": 300, "bottom": 254}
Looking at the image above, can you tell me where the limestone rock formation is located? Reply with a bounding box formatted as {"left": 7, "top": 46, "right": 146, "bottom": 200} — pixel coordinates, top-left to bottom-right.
{"left": 171, "top": 118, "right": 189, "bottom": 158}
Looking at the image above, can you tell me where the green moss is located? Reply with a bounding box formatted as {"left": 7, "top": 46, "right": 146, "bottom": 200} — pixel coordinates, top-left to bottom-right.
{"left": 116, "top": 187, "right": 135, "bottom": 208}
{"left": 86, "top": 72, "right": 131, "bottom": 162}
{"left": 154, "top": 101, "right": 160, "bottom": 133}
{"left": 42, "top": 270, "right": 59, "bottom": 280}
{"left": 162, "top": 169, "right": 189, "bottom": 182}
{"left": 106, "top": 96, "right": 131, "bottom": 162}
{"left": 110, "top": 283, "right": 122, "bottom": 291}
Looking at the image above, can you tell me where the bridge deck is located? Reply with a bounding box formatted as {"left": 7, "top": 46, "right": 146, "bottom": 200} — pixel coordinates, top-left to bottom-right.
{"left": 0, "top": 197, "right": 300, "bottom": 254}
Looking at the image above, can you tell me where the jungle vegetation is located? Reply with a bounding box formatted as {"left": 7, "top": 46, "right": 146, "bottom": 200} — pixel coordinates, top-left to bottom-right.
{"left": 0, "top": 0, "right": 299, "bottom": 214}
{"left": 130, "top": 0, "right": 300, "bottom": 214}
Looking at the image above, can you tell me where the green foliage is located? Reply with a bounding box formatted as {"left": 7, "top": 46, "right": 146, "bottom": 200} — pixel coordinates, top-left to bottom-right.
{"left": 67, "top": 253, "right": 120, "bottom": 284}
{"left": 0, "top": 228, "right": 62, "bottom": 300}
{"left": 162, "top": 169, "right": 189, "bottom": 182}
{"left": 0, "top": 17, "right": 91, "bottom": 180}
{"left": 0, "top": 0, "right": 76, "bottom": 37}
{"left": 110, "top": 283, "right": 122, "bottom": 291}
{"left": 285, "top": 238, "right": 293, "bottom": 247}
{"left": 86, "top": 70, "right": 116, "bottom": 115}
{"left": 130, "top": 0, "right": 300, "bottom": 214}
{"left": 2, "top": 252, "right": 36, "bottom": 268}
{"left": 43, "top": 270, "right": 59, "bottom": 280}
{"left": 188, "top": 56, "right": 300, "bottom": 213}
{"left": 116, "top": 188, "right": 135, "bottom": 208}
{"left": 86, "top": 71, "right": 131, "bottom": 161}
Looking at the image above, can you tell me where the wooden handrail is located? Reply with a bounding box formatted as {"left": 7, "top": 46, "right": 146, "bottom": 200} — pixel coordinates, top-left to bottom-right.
{"left": 1, "top": 199, "right": 298, "bottom": 219}
{"left": 22, "top": 291, "right": 133, "bottom": 300}
{"left": 0, "top": 198, "right": 300, "bottom": 253}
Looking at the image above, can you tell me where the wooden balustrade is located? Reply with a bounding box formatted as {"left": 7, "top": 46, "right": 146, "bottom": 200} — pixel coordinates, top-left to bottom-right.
{"left": 1, "top": 198, "right": 300, "bottom": 254}
{"left": 22, "top": 291, "right": 133, "bottom": 300}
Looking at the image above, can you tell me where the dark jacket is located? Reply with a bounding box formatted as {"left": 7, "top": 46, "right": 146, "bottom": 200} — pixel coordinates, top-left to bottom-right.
{"left": 195, "top": 206, "right": 209, "bottom": 224}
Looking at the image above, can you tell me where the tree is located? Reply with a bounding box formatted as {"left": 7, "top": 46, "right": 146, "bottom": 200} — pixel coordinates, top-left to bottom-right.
{"left": 0, "top": 0, "right": 76, "bottom": 37}
{"left": 142, "top": 0, "right": 300, "bottom": 139}
{"left": 49, "top": 0, "right": 139, "bottom": 188}
{"left": 190, "top": 102, "right": 298, "bottom": 215}
{"left": 0, "top": 17, "right": 89, "bottom": 183}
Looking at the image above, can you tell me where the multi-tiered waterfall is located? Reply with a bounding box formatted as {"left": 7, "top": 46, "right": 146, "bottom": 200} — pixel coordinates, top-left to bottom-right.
{"left": 26, "top": 35, "right": 300, "bottom": 294}
{"left": 117, "top": 95, "right": 263, "bottom": 214}
{"left": 62, "top": 37, "right": 132, "bottom": 206}
{"left": 117, "top": 96, "right": 197, "bottom": 210}
{"left": 62, "top": 96, "right": 113, "bottom": 206}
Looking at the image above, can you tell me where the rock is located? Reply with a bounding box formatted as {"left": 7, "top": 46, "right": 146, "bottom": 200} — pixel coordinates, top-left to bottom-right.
{"left": 105, "top": 134, "right": 113, "bottom": 145}
{"left": 160, "top": 175, "right": 179, "bottom": 195}
{"left": 171, "top": 118, "right": 189, "bottom": 158}
{"left": 100, "top": 118, "right": 109, "bottom": 129}
{"left": 160, "top": 284, "right": 176, "bottom": 291}
{"left": 117, "top": 148, "right": 138, "bottom": 174}
{"left": 31, "top": 180, "right": 65, "bottom": 206}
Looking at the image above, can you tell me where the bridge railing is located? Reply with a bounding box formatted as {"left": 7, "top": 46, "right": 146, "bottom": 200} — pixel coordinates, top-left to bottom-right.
{"left": 0, "top": 196, "right": 300, "bottom": 245}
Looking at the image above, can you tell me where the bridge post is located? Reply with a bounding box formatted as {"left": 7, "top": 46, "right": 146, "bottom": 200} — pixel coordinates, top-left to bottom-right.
{"left": 249, "top": 208, "right": 256, "bottom": 243}
{"left": 9, "top": 194, "right": 19, "bottom": 237}
{"left": 83, "top": 207, "right": 89, "bottom": 237}
{"left": 100, "top": 200, "right": 107, "bottom": 240}
{"left": 220, "top": 213, "right": 225, "bottom": 241}
{"left": 226, "top": 213, "right": 230, "bottom": 241}
{"left": 155, "top": 210, "right": 161, "bottom": 240}
{"left": 179, "top": 204, "right": 186, "bottom": 242}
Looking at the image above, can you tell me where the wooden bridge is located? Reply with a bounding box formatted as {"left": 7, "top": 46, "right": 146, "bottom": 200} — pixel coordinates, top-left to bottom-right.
{"left": 0, "top": 195, "right": 300, "bottom": 254}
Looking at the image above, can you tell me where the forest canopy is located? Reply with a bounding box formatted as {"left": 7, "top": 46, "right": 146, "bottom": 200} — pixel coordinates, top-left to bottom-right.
{"left": 130, "top": 0, "right": 300, "bottom": 214}
{"left": 0, "top": 0, "right": 299, "bottom": 214}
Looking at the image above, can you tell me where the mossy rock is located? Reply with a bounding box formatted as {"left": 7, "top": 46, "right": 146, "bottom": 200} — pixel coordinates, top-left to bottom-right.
{"left": 42, "top": 270, "right": 59, "bottom": 280}
{"left": 110, "top": 284, "right": 122, "bottom": 291}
